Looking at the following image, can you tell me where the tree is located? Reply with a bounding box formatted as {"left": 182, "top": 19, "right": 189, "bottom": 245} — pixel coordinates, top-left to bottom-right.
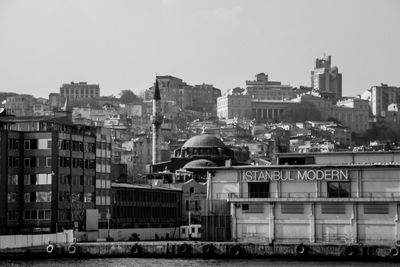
{"left": 119, "top": 90, "right": 142, "bottom": 104}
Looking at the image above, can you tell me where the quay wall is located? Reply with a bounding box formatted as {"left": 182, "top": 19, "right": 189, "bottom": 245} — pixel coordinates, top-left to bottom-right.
{"left": 71, "top": 241, "right": 400, "bottom": 260}
{"left": 0, "top": 230, "right": 73, "bottom": 249}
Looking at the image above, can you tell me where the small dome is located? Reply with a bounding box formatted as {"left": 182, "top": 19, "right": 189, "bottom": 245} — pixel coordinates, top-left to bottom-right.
{"left": 182, "top": 134, "right": 226, "bottom": 148}
{"left": 183, "top": 159, "right": 218, "bottom": 169}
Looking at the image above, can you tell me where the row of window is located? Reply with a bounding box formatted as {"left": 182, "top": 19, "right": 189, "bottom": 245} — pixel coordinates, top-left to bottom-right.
{"left": 58, "top": 192, "right": 93, "bottom": 203}
{"left": 114, "top": 206, "right": 179, "bottom": 219}
{"left": 242, "top": 203, "right": 390, "bottom": 215}
{"left": 24, "top": 192, "right": 52, "bottom": 203}
{"left": 24, "top": 139, "right": 52, "bottom": 150}
{"left": 8, "top": 138, "right": 52, "bottom": 150}
{"left": 59, "top": 157, "right": 95, "bottom": 169}
{"left": 96, "top": 158, "right": 112, "bottom": 165}
{"left": 59, "top": 175, "right": 95, "bottom": 186}
{"left": 24, "top": 174, "right": 52, "bottom": 185}
{"left": 247, "top": 182, "right": 351, "bottom": 198}
{"left": 96, "top": 142, "right": 111, "bottom": 150}
{"left": 9, "top": 191, "right": 94, "bottom": 203}
{"left": 8, "top": 157, "right": 52, "bottom": 169}
{"left": 60, "top": 88, "right": 99, "bottom": 95}
{"left": 24, "top": 209, "right": 51, "bottom": 220}
{"left": 59, "top": 139, "right": 95, "bottom": 153}
{"left": 114, "top": 190, "right": 180, "bottom": 203}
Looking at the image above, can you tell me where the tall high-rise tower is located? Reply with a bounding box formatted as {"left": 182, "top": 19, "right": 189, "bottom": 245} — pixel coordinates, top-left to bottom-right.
{"left": 152, "top": 78, "right": 163, "bottom": 164}
{"left": 311, "top": 55, "right": 342, "bottom": 102}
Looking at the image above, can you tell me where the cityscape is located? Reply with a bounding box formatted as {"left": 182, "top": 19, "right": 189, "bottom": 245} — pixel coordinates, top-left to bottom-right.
{"left": 1, "top": 0, "right": 400, "bottom": 265}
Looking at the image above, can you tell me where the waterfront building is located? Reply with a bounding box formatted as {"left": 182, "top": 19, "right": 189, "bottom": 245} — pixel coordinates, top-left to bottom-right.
{"left": 60, "top": 82, "right": 100, "bottom": 100}
{"left": 95, "top": 127, "right": 112, "bottom": 229}
{"left": 209, "top": 164, "right": 400, "bottom": 244}
{"left": 202, "top": 154, "right": 400, "bottom": 244}
{"left": 311, "top": 55, "right": 342, "bottom": 101}
{"left": 111, "top": 182, "right": 182, "bottom": 229}
{"left": 0, "top": 115, "right": 96, "bottom": 234}
{"left": 0, "top": 112, "right": 113, "bottom": 234}
{"left": 181, "top": 179, "right": 207, "bottom": 225}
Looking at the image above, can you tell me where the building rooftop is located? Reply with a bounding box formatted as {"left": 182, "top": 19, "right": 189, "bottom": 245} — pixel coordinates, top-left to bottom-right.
{"left": 182, "top": 134, "right": 226, "bottom": 149}
{"left": 183, "top": 159, "right": 218, "bottom": 169}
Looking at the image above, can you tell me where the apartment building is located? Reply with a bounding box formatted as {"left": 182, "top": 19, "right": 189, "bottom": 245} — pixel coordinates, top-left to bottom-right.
{"left": 0, "top": 114, "right": 111, "bottom": 233}
{"left": 369, "top": 84, "right": 400, "bottom": 117}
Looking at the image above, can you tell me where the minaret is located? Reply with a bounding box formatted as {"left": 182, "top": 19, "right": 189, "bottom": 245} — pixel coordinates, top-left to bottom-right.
{"left": 152, "top": 78, "right": 163, "bottom": 164}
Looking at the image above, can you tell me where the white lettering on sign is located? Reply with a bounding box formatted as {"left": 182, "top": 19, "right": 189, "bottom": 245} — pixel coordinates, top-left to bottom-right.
{"left": 243, "top": 169, "right": 348, "bottom": 182}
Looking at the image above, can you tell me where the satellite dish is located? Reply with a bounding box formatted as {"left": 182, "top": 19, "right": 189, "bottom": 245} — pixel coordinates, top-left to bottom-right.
{"left": 0, "top": 108, "right": 5, "bottom": 114}
{"left": 1, "top": 100, "right": 6, "bottom": 105}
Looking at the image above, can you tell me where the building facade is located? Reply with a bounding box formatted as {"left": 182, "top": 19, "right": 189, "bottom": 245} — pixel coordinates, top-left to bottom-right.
{"left": 0, "top": 114, "right": 113, "bottom": 234}
{"left": 0, "top": 120, "right": 96, "bottom": 234}
{"left": 111, "top": 183, "right": 182, "bottom": 229}
{"left": 217, "top": 88, "right": 252, "bottom": 120}
{"left": 246, "top": 73, "right": 295, "bottom": 100}
{"left": 95, "top": 127, "right": 112, "bottom": 228}
{"left": 369, "top": 84, "right": 400, "bottom": 117}
{"left": 206, "top": 162, "right": 400, "bottom": 245}
{"left": 60, "top": 82, "right": 100, "bottom": 100}
{"left": 311, "top": 55, "right": 342, "bottom": 101}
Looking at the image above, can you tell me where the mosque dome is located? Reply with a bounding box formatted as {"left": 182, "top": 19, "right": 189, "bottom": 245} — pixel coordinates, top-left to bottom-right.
{"left": 182, "top": 134, "right": 226, "bottom": 149}
{"left": 183, "top": 159, "right": 218, "bottom": 169}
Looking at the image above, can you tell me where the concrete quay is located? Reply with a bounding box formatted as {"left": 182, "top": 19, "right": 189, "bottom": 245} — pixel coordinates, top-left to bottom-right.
{"left": 2, "top": 241, "right": 400, "bottom": 261}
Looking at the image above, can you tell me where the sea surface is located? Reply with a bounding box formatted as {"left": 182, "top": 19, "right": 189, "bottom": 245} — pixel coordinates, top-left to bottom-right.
{"left": 0, "top": 258, "right": 399, "bottom": 267}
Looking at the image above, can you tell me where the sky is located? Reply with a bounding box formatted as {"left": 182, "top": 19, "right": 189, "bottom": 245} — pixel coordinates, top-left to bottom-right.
{"left": 0, "top": 0, "right": 399, "bottom": 98}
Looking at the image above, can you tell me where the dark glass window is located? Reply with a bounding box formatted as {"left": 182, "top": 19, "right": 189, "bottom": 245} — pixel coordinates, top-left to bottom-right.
{"left": 327, "top": 182, "right": 350, "bottom": 197}
{"left": 248, "top": 182, "right": 269, "bottom": 198}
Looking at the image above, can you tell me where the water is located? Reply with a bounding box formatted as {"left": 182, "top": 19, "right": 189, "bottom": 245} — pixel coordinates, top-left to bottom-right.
{"left": 0, "top": 258, "right": 399, "bottom": 267}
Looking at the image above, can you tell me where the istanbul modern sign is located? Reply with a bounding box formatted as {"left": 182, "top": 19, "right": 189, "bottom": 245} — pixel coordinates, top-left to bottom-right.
{"left": 242, "top": 169, "right": 349, "bottom": 182}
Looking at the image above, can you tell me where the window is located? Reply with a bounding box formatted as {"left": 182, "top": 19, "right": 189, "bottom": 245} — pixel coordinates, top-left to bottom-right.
{"left": 8, "top": 157, "right": 19, "bottom": 168}
{"left": 84, "top": 193, "right": 93, "bottom": 203}
{"left": 242, "top": 204, "right": 264, "bottom": 213}
{"left": 7, "top": 174, "right": 18, "bottom": 185}
{"left": 248, "top": 182, "right": 269, "bottom": 198}
{"left": 38, "top": 138, "right": 51, "bottom": 149}
{"left": 24, "top": 140, "right": 30, "bottom": 149}
{"left": 281, "top": 204, "right": 304, "bottom": 214}
{"left": 364, "top": 204, "right": 389, "bottom": 214}
{"left": 7, "top": 192, "right": 19, "bottom": 203}
{"left": 46, "top": 157, "right": 52, "bottom": 167}
{"left": 36, "top": 192, "right": 51, "bottom": 202}
{"left": 7, "top": 210, "right": 18, "bottom": 221}
{"left": 24, "top": 139, "right": 38, "bottom": 149}
{"left": 321, "top": 203, "right": 346, "bottom": 214}
{"left": 327, "top": 182, "right": 350, "bottom": 197}
{"left": 8, "top": 139, "right": 19, "bottom": 150}
{"left": 23, "top": 210, "right": 51, "bottom": 220}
